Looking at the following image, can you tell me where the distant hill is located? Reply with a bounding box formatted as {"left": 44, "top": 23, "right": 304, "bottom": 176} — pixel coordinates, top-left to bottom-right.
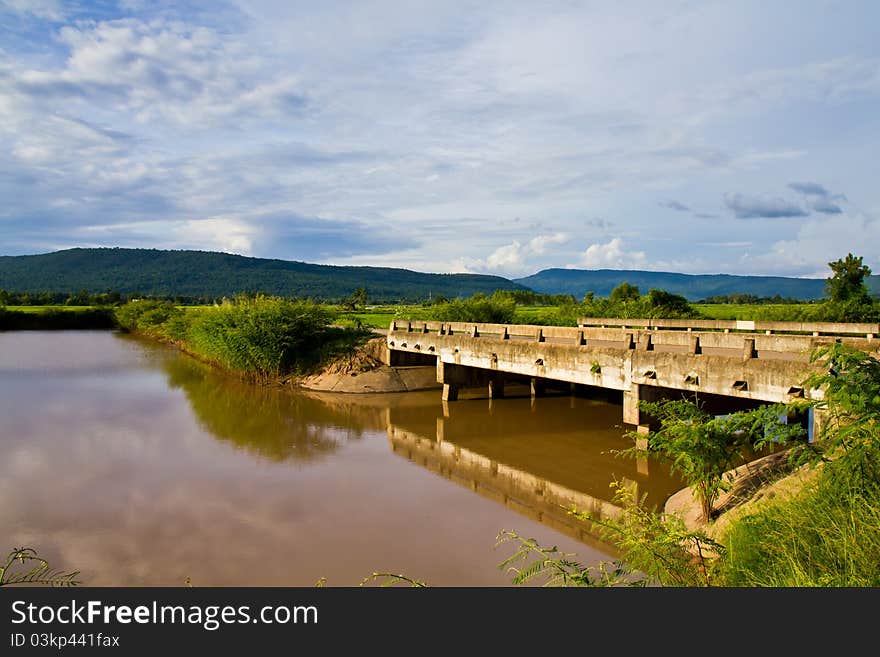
{"left": 0, "top": 248, "right": 528, "bottom": 302}
{"left": 515, "top": 268, "right": 880, "bottom": 301}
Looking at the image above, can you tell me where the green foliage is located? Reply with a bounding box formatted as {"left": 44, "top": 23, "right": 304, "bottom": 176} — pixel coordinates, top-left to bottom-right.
{"left": 0, "top": 548, "right": 80, "bottom": 587}
{"left": 495, "top": 483, "right": 723, "bottom": 587}
{"left": 496, "top": 530, "right": 632, "bottom": 587}
{"left": 0, "top": 307, "right": 116, "bottom": 330}
{"left": 115, "top": 296, "right": 351, "bottom": 379}
{"left": 803, "top": 343, "right": 880, "bottom": 488}
{"left": 609, "top": 282, "right": 640, "bottom": 303}
{"left": 115, "top": 300, "right": 185, "bottom": 335}
{"left": 185, "top": 297, "right": 335, "bottom": 378}
{"left": 813, "top": 253, "right": 880, "bottom": 321}
{"left": 720, "top": 477, "right": 880, "bottom": 586}
{"left": 411, "top": 292, "right": 517, "bottom": 324}
{"left": 359, "top": 572, "right": 428, "bottom": 587}
{"left": 718, "top": 343, "right": 880, "bottom": 585}
{"left": 622, "top": 399, "right": 805, "bottom": 522}
{"left": 825, "top": 253, "right": 872, "bottom": 303}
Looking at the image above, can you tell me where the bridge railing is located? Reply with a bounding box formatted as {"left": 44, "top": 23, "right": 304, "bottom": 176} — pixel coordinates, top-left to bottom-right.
{"left": 577, "top": 317, "right": 878, "bottom": 338}
{"left": 388, "top": 319, "right": 878, "bottom": 358}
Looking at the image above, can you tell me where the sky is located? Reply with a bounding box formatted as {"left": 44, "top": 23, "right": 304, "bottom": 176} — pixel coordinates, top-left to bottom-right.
{"left": 1, "top": 0, "right": 878, "bottom": 279}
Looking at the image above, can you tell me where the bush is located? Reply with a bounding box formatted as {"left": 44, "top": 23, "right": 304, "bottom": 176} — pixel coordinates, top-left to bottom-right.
{"left": 115, "top": 300, "right": 182, "bottom": 332}
{"left": 185, "top": 297, "right": 335, "bottom": 377}
{"left": 413, "top": 293, "right": 516, "bottom": 324}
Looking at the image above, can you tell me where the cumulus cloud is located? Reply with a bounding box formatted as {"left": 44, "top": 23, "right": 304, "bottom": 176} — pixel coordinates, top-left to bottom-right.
{"left": 658, "top": 200, "right": 690, "bottom": 212}
{"left": 478, "top": 232, "right": 569, "bottom": 275}
{"left": 576, "top": 238, "right": 647, "bottom": 269}
{"left": 723, "top": 192, "right": 808, "bottom": 219}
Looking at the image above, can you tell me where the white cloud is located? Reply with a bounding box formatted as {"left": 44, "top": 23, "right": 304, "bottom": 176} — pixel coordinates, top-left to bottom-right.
{"left": 480, "top": 232, "right": 570, "bottom": 275}
{"left": 11, "top": 19, "right": 306, "bottom": 127}
{"left": 576, "top": 238, "right": 647, "bottom": 269}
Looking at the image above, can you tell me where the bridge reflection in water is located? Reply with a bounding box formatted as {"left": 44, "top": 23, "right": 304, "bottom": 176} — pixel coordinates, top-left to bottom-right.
{"left": 383, "top": 384, "right": 685, "bottom": 548}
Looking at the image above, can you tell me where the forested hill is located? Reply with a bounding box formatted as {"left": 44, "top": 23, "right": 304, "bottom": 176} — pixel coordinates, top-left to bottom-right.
{"left": 515, "top": 268, "right": 880, "bottom": 301}
{"left": 0, "top": 248, "right": 527, "bottom": 302}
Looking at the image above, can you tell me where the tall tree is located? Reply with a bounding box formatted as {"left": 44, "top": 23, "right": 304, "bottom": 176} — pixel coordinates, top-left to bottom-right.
{"left": 825, "top": 253, "right": 871, "bottom": 303}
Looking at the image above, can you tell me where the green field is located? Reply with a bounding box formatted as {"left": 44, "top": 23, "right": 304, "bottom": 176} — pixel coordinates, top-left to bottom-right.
{"left": 694, "top": 303, "right": 820, "bottom": 321}
{"left": 0, "top": 301, "right": 836, "bottom": 326}
{"left": 7, "top": 305, "right": 98, "bottom": 313}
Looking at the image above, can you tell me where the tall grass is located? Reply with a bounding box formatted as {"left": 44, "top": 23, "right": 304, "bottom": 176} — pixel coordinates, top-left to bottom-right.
{"left": 116, "top": 296, "right": 360, "bottom": 380}
{"left": 720, "top": 475, "right": 880, "bottom": 586}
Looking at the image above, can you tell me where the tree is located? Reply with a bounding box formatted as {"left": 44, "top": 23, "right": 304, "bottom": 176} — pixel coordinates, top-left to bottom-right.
{"left": 819, "top": 254, "right": 878, "bottom": 322}
{"left": 623, "top": 399, "right": 805, "bottom": 523}
{"left": 825, "top": 253, "right": 871, "bottom": 303}
{"left": 609, "top": 282, "right": 640, "bottom": 304}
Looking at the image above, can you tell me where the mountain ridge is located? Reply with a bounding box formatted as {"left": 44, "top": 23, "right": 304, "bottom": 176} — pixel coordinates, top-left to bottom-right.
{"left": 1, "top": 248, "right": 877, "bottom": 302}
{"left": 515, "top": 267, "right": 880, "bottom": 301}
{"left": 0, "top": 247, "right": 527, "bottom": 302}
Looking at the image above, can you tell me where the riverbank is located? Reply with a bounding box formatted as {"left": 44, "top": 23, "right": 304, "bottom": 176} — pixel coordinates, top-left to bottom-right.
{"left": 296, "top": 339, "right": 440, "bottom": 393}
{"left": 0, "top": 306, "right": 116, "bottom": 330}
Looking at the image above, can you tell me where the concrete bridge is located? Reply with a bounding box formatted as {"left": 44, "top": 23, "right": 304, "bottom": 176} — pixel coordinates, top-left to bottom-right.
{"left": 386, "top": 317, "right": 880, "bottom": 432}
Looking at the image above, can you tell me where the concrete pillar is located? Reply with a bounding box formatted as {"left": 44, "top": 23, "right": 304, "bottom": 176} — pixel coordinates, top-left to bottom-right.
{"left": 576, "top": 329, "right": 585, "bottom": 346}
{"left": 530, "top": 377, "right": 546, "bottom": 398}
{"left": 810, "top": 407, "right": 829, "bottom": 443}
{"left": 689, "top": 335, "right": 701, "bottom": 354}
{"left": 488, "top": 375, "right": 505, "bottom": 399}
{"left": 502, "top": 326, "right": 509, "bottom": 340}
{"left": 535, "top": 328, "right": 545, "bottom": 342}
{"left": 639, "top": 334, "right": 654, "bottom": 351}
{"left": 442, "top": 383, "right": 459, "bottom": 401}
{"left": 743, "top": 338, "right": 757, "bottom": 360}
{"left": 623, "top": 384, "right": 641, "bottom": 425}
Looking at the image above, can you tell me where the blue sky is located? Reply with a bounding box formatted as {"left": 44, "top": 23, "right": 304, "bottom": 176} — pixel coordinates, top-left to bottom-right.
{"left": 1, "top": 1, "right": 878, "bottom": 278}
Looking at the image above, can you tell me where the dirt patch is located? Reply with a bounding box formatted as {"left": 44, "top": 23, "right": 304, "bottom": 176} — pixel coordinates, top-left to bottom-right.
{"left": 664, "top": 449, "right": 820, "bottom": 539}
{"left": 297, "top": 337, "right": 440, "bottom": 393}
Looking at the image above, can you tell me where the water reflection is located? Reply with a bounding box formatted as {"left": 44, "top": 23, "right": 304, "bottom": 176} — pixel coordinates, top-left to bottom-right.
{"left": 0, "top": 332, "right": 684, "bottom": 586}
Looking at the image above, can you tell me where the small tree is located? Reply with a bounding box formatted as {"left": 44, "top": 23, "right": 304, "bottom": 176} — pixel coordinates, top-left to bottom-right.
{"left": 623, "top": 399, "right": 805, "bottom": 523}
{"left": 825, "top": 253, "right": 871, "bottom": 303}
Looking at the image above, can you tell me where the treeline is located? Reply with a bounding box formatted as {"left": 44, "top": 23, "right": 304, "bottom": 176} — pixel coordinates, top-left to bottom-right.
{"left": 0, "top": 289, "right": 219, "bottom": 306}
{"left": 0, "top": 307, "right": 117, "bottom": 330}
{"left": 698, "top": 293, "right": 813, "bottom": 305}
{"left": 404, "top": 285, "right": 700, "bottom": 326}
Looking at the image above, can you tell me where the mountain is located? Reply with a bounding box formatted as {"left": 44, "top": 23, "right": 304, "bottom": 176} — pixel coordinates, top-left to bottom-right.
{"left": 515, "top": 268, "right": 880, "bottom": 301}
{"left": 0, "top": 248, "right": 528, "bottom": 302}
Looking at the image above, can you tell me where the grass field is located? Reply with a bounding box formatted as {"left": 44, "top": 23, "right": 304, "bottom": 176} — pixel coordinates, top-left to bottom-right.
{"left": 694, "top": 303, "right": 820, "bottom": 321}
{"left": 6, "top": 305, "right": 98, "bottom": 313}
{"left": 3, "top": 302, "right": 827, "bottom": 324}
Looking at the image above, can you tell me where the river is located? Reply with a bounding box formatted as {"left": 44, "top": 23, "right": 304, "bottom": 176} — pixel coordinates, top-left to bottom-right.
{"left": 0, "top": 331, "right": 684, "bottom": 586}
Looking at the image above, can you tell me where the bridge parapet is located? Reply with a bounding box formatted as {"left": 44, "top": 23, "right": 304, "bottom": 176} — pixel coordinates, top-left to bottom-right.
{"left": 389, "top": 319, "right": 877, "bottom": 359}
{"left": 577, "top": 317, "right": 879, "bottom": 339}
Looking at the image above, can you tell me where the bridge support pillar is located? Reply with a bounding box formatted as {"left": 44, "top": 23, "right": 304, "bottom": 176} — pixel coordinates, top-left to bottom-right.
{"left": 442, "top": 384, "right": 459, "bottom": 401}
{"left": 623, "top": 384, "right": 641, "bottom": 425}
{"left": 530, "top": 378, "right": 546, "bottom": 398}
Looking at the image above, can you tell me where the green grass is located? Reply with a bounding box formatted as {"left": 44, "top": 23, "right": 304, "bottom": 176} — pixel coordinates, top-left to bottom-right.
{"left": 694, "top": 303, "right": 820, "bottom": 321}
{"left": 720, "top": 474, "right": 880, "bottom": 586}
{"left": 5, "top": 305, "right": 97, "bottom": 313}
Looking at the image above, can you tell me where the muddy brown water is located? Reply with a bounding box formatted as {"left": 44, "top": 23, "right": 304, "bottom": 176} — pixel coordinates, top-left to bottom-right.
{"left": 0, "top": 331, "right": 684, "bottom": 586}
